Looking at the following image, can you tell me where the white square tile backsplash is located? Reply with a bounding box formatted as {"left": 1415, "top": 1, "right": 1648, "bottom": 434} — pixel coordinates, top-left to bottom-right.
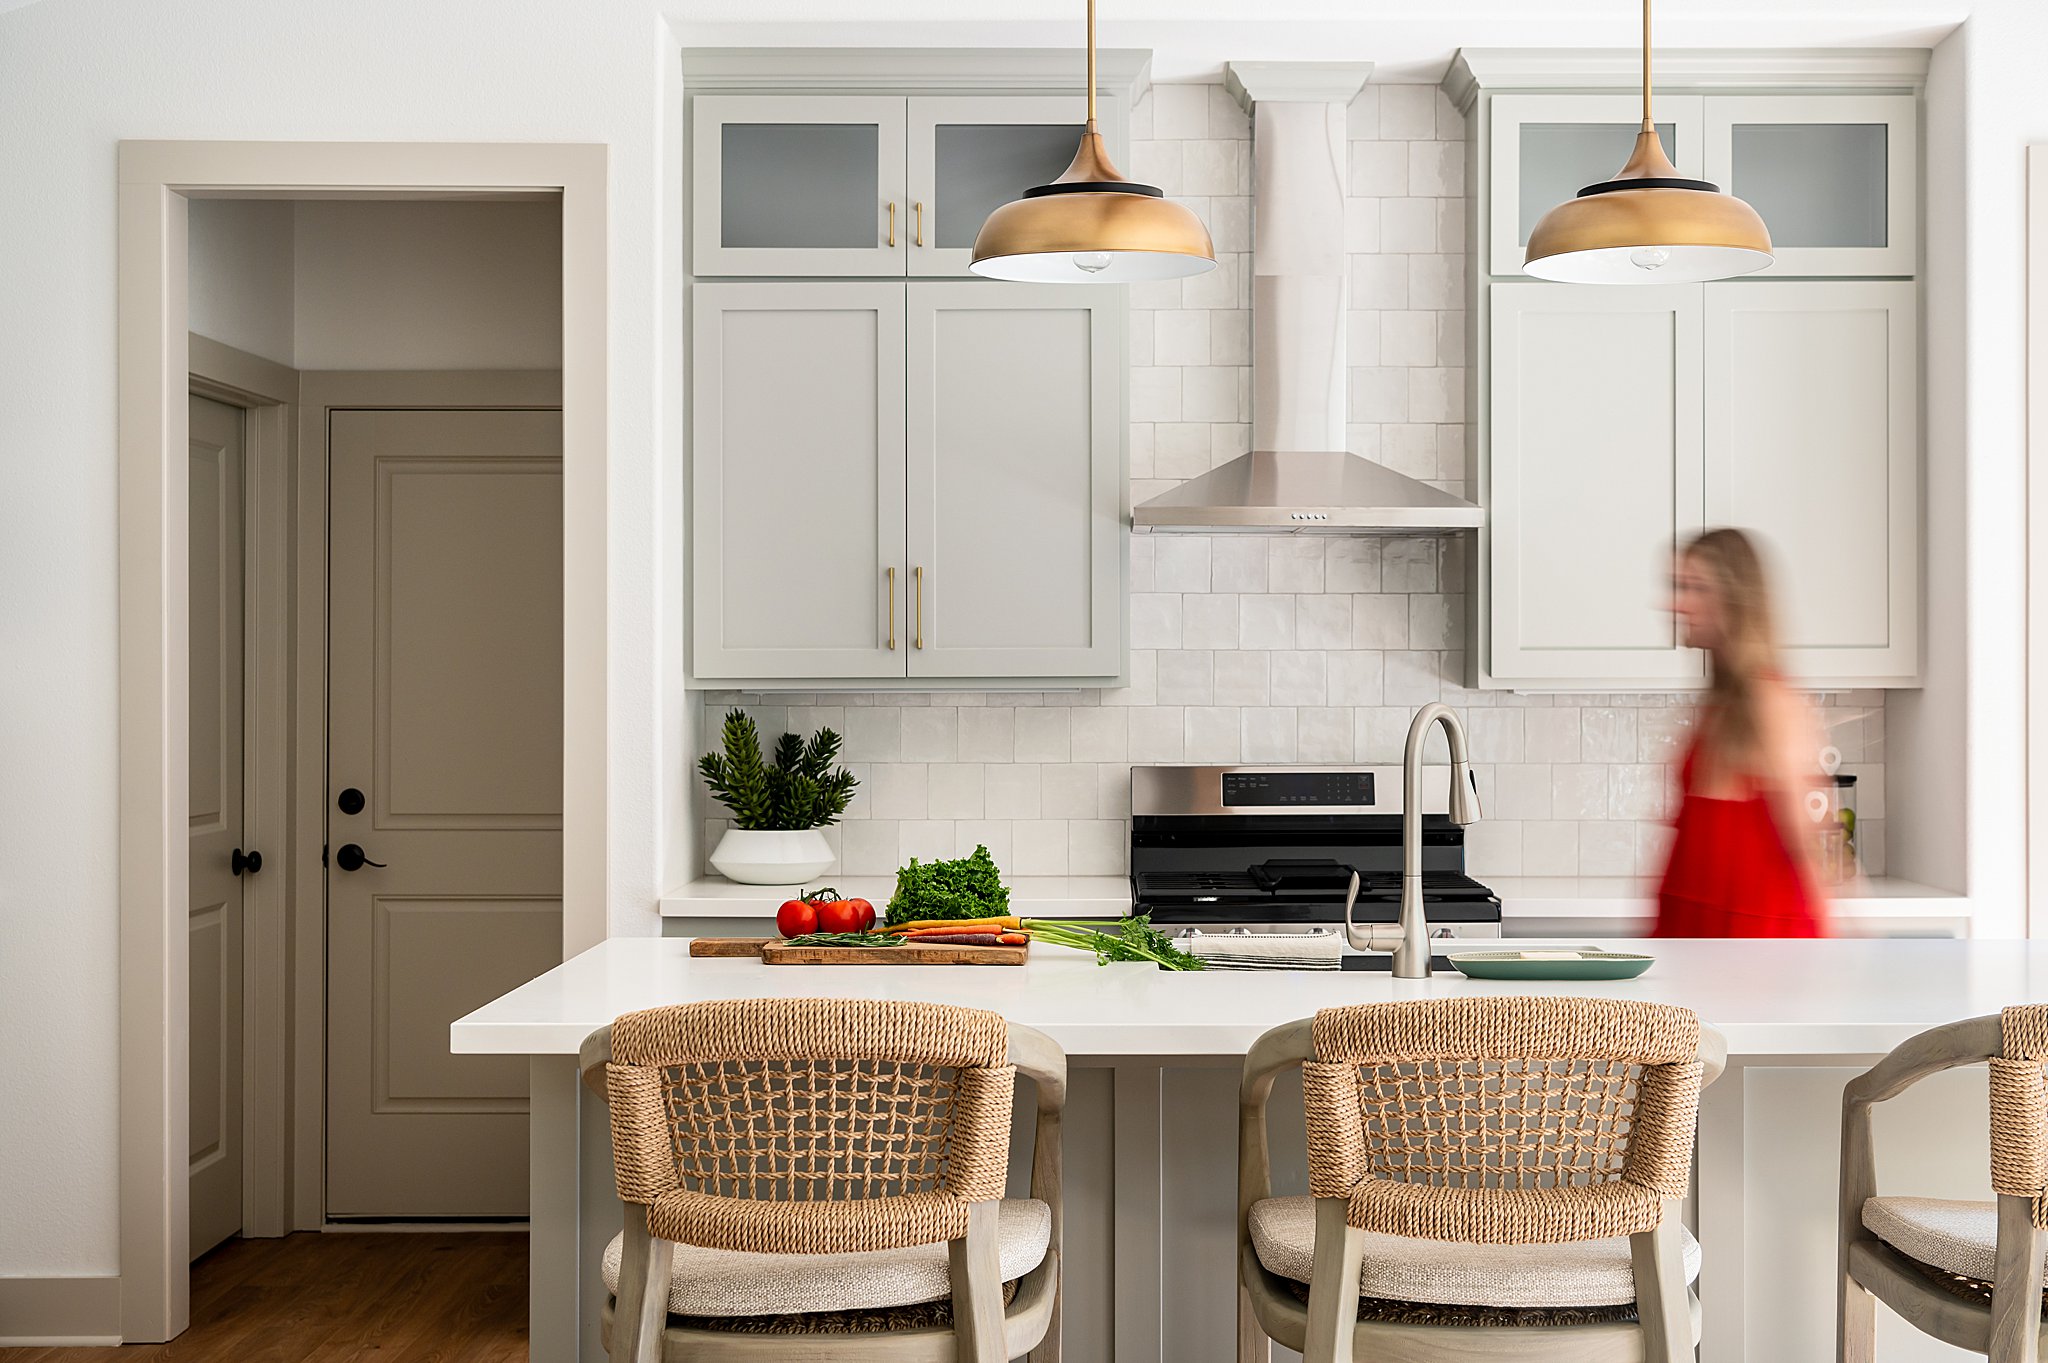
{"left": 693, "top": 83, "right": 1886, "bottom": 884}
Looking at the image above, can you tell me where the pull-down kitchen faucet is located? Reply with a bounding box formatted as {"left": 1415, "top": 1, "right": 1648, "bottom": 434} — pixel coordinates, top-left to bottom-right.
{"left": 1342, "top": 702, "right": 1482, "bottom": 978}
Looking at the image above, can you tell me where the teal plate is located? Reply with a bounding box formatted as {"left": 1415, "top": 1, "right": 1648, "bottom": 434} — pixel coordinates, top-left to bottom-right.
{"left": 1446, "top": 950, "right": 1654, "bottom": 981}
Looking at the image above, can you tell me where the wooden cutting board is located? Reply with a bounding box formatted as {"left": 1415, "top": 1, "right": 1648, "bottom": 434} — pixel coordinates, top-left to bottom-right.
{"left": 688, "top": 937, "right": 1029, "bottom": 966}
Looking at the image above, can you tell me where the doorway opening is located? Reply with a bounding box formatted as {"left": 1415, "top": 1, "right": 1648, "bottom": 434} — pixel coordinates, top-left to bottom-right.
{"left": 118, "top": 142, "right": 607, "bottom": 1344}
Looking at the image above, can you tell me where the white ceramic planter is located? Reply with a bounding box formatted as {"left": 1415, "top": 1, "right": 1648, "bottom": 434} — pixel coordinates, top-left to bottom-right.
{"left": 708, "top": 828, "right": 835, "bottom": 885}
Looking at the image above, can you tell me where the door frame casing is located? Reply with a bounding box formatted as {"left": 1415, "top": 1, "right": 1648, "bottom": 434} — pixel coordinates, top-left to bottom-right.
{"left": 295, "top": 370, "right": 564, "bottom": 1230}
{"left": 117, "top": 140, "right": 608, "bottom": 1343}
{"left": 187, "top": 336, "right": 297, "bottom": 1243}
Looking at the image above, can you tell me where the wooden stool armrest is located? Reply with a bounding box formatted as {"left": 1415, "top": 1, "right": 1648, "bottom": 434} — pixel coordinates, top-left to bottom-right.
{"left": 1240, "top": 1021, "right": 1314, "bottom": 1231}
{"left": 579, "top": 1023, "right": 613, "bottom": 1097}
{"left": 1698, "top": 1025, "right": 1729, "bottom": 1088}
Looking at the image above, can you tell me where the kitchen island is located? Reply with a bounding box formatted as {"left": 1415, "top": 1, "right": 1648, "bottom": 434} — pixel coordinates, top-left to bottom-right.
{"left": 454, "top": 936, "right": 2033, "bottom": 1363}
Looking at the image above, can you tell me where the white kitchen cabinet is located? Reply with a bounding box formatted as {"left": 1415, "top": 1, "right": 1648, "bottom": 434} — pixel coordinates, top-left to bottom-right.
{"left": 1488, "top": 94, "right": 1703, "bottom": 278}
{"left": 1705, "top": 281, "right": 1918, "bottom": 685}
{"left": 691, "top": 283, "right": 907, "bottom": 678}
{"left": 907, "top": 97, "right": 1089, "bottom": 276}
{"left": 693, "top": 94, "right": 1091, "bottom": 279}
{"left": 1488, "top": 284, "right": 1707, "bottom": 686}
{"left": 692, "top": 96, "right": 909, "bottom": 277}
{"left": 1705, "top": 96, "right": 1916, "bottom": 277}
{"left": 693, "top": 281, "right": 1125, "bottom": 684}
{"left": 905, "top": 284, "right": 1123, "bottom": 677}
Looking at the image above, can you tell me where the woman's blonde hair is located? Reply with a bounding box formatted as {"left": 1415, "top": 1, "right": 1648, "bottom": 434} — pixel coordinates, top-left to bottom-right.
{"left": 1682, "top": 527, "right": 1782, "bottom": 776}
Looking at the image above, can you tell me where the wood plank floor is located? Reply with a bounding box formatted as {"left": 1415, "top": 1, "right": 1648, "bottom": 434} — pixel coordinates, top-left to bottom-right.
{"left": 0, "top": 1232, "right": 527, "bottom": 1363}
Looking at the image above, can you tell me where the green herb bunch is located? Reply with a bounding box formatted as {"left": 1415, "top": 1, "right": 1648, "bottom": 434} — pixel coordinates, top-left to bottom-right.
{"left": 698, "top": 708, "right": 858, "bottom": 831}
{"left": 885, "top": 845, "right": 1012, "bottom": 926}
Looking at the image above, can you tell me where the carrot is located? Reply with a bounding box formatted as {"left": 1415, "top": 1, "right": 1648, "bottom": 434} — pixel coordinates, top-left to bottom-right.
{"left": 997, "top": 932, "right": 1029, "bottom": 946}
{"left": 906, "top": 932, "right": 1004, "bottom": 946}
{"left": 884, "top": 916, "right": 1021, "bottom": 935}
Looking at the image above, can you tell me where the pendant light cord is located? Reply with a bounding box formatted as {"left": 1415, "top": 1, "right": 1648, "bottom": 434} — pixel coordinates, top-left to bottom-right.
{"left": 1641, "top": 0, "right": 1653, "bottom": 132}
{"left": 1086, "top": 0, "right": 1098, "bottom": 130}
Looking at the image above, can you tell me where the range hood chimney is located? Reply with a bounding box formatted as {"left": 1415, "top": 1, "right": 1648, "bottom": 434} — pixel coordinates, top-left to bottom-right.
{"left": 1133, "top": 63, "right": 1485, "bottom": 534}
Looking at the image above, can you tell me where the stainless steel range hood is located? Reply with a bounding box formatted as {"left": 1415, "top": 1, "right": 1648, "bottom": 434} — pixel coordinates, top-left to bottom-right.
{"left": 1133, "top": 64, "right": 1485, "bottom": 536}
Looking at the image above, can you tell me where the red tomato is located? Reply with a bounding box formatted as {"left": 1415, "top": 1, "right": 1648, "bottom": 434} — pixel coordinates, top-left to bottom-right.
{"left": 776, "top": 898, "right": 818, "bottom": 938}
{"left": 814, "top": 898, "right": 863, "bottom": 934}
{"left": 846, "top": 897, "right": 876, "bottom": 931}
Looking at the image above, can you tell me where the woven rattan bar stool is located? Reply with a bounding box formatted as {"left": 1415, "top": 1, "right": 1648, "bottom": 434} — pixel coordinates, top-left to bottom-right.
{"left": 1840, "top": 1006, "right": 2048, "bottom": 1361}
{"left": 579, "top": 997, "right": 1065, "bottom": 1363}
{"left": 1238, "top": 996, "right": 1726, "bottom": 1363}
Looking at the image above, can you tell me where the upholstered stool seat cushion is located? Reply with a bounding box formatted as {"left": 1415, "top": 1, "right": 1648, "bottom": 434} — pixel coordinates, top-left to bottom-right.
{"left": 1863, "top": 1196, "right": 2046, "bottom": 1284}
{"left": 1249, "top": 1195, "right": 1701, "bottom": 1309}
{"left": 601, "top": 1198, "right": 1050, "bottom": 1318}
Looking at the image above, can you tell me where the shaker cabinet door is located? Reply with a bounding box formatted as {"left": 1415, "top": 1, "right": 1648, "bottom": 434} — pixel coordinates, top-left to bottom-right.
{"left": 906, "top": 96, "right": 1091, "bottom": 277}
{"left": 691, "top": 283, "right": 908, "bottom": 678}
{"left": 692, "top": 95, "right": 909, "bottom": 276}
{"left": 905, "top": 283, "right": 1124, "bottom": 678}
{"left": 1488, "top": 94, "right": 1704, "bottom": 278}
{"left": 1704, "top": 281, "right": 1919, "bottom": 684}
{"left": 1487, "top": 283, "right": 1707, "bottom": 685}
{"left": 1704, "top": 95, "right": 1917, "bottom": 277}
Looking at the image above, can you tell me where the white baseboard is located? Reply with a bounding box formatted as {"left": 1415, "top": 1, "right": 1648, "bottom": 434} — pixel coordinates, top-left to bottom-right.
{"left": 0, "top": 1273, "right": 121, "bottom": 1344}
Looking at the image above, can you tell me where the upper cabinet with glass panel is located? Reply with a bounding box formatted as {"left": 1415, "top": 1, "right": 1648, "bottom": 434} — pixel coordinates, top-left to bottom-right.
{"left": 693, "top": 93, "right": 1090, "bottom": 278}
{"left": 1706, "top": 95, "right": 1917, "bottom": 276}
{"left": 1489, "top": 94, "right": 1705, "bottom": 277}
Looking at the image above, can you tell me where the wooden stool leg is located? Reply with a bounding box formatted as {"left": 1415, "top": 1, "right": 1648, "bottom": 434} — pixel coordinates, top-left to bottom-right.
{"left": 1631, "top": 1206, "right": 1693, "bottom": 1363}
{"left": 1990, "top": 1194, "right": 2046, "bottom": 1363}
{"left": 1838, "top": 1268, "right": 1875, "bottom": 1363}
{"left": 1237, "top": 1283, "right": 1269, "bottom": 1363}
{"left": 1302, "top": 1198, "right": 1365, "bottom": 1363}
{"left": 951, "top": 1201, "right": 1008, "bottom": 1363}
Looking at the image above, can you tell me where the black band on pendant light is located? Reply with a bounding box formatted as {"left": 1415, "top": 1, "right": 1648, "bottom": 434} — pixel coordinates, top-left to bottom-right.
{"left": 1023, "top": 179, "right": 1166, "bottom": 199}
{"left": 1577, "top": 175, "right": 1721, "bottom": 197}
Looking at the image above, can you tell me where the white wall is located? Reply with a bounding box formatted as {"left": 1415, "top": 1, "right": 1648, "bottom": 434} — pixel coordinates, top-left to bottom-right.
{"left": 186, "top": 198, "right": 295, "bottom": 365}
{"left": 0, "top": 0, "right": 683, "bottom": 1280}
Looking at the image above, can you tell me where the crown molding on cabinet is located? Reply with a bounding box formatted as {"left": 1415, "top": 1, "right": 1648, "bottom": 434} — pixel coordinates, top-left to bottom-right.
{"left": 682, "top": 47, "right": 1152, "bottom": 101}
{"left": 1442, "top": 46, "right": 1931, "bottom": 111}
{"left": 1224, "top": 61, "right": 1373, "bottom": 112}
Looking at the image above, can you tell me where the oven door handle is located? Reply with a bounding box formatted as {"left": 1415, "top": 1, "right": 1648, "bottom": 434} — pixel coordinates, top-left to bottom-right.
{"left": 1248, "top": 858, "right": 1357, "bottom": 892}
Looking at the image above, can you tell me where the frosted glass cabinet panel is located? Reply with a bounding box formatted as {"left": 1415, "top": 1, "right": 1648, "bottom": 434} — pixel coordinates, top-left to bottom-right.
{"left": 910, "top": 96, "right": 1088, "bottom": 276}
{"left": 693, "top": 96, "right": 909, "bottom": 276}
{"left": 1706, "top": 96, "right": 1917, "bottom": 276}
{"left": 1489, "top": 94, "right": 1703, "bottom": 276}
{"left": 1704, "top": 282, "right": 1919, "bottom": 684}
{"left": 1487, "top": 284, "right": 1707, "bottom": 686}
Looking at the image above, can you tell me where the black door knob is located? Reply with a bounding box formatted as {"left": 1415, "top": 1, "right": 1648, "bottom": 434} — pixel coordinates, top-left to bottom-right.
{"left": 231, "top": 848, "right": 262, "bottom": 877}
{"left": 337, "top": 787, "right": 366, "bottom": 816}
{"left": 334, "top": 843, "right": 386, "bottom": 872}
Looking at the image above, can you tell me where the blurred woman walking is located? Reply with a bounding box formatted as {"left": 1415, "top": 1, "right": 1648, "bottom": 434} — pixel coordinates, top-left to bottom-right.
{"left": 1656, "top": 528, "right": 1828, "bottom": 937}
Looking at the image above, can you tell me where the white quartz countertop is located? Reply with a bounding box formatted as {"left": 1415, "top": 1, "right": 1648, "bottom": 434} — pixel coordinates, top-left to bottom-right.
{"left": 452, "top": 936, "right": 2037, "bottom": 1060}
{"left": 659, "top": 873, "right": 1967, "bottom": 926}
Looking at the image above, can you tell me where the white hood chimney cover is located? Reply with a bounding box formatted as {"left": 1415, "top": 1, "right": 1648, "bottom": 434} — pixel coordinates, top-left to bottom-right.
{"left": 1134, "top": 63, "right": 1484, "bottom": 534}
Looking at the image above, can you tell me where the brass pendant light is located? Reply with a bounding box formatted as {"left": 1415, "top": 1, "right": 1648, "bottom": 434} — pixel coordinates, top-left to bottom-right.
{"left": 969, "top": 0, "right": 1216, "bottom": 283}
{"left": 1525, "top": 0, "right": 1771, "bottom": 284}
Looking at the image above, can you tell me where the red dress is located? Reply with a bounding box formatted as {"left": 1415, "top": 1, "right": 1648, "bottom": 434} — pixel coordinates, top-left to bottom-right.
{"left": 1655, "top": 735, "right": 1825, "bottom": 938}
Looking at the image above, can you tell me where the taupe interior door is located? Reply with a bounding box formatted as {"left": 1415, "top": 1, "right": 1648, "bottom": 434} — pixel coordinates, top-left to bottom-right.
{"left": 188, "top": 393, "right": 246, "bottom": 1258}
{"left": 325, "top": 408, "right": 564, "bottom": 1218}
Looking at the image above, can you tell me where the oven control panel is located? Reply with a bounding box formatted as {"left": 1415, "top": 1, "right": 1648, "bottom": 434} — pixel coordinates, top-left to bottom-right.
{"left": 1220, "top": 770, "right": 1375, "bottom": 808}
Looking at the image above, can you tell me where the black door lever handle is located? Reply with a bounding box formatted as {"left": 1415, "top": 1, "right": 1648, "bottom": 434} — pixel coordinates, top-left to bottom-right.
{"left": 334, "top": 843, "right": 386, "bottom": 872}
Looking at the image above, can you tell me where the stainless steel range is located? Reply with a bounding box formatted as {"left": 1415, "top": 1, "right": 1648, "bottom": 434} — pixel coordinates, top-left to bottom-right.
{"left": 1127, "top": 765, "right": 1503, "bottom": 949}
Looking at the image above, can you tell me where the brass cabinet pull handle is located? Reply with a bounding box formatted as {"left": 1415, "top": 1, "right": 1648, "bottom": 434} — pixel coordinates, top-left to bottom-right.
{"left": 914, "top": 201, "right": 925, "bottom": 248}
{"left": 886, "top": 567, "right": 897, "bottom": 650}
{"left": 887, "top": 201, "right": 897, "bottom": 248}
{"left": 914, "top": 566, "right": 924, "bottom": 649}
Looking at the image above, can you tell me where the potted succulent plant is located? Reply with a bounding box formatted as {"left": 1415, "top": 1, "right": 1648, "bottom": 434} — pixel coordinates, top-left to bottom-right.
{"left": 698, "top": 709, "right": 859, "bottom": 884}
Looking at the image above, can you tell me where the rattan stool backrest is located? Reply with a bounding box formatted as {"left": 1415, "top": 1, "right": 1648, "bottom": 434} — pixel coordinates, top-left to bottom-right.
{"left": 1302, "top": 996, "right": 1705, "bottom": 1244}
{"left": 603, "top": 998, "right": 1017, "bottom": 1255}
